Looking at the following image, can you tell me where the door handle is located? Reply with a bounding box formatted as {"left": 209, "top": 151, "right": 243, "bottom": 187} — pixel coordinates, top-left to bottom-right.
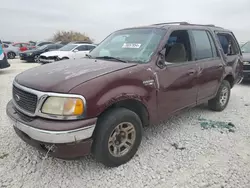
{"left": 187, "top": 69, "right": 196, "bottom": 75}
{"left": 218, "top": 64, "right": 223, "bottom": 68}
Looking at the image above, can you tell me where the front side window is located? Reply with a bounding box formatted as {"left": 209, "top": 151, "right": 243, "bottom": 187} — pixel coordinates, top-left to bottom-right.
{"left": 241, "top": 41, "right": 250, "bottom": 53}
{"left": 76, "top": 45, "right": 88, "bottom": 51}
{"left": 192, "top": 30, "right": 213, "bottom": 60}
{"left": 59, "top": 44, "right": 78, "bottom": 51}
{"left": 89, "top": 28, "right": 166, "bottom": 63}
{"left": 165, "top": 30, "right": 192, "bottom": 63}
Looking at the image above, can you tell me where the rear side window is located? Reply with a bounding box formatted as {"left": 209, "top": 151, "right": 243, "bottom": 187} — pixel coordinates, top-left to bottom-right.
{"left": 76, "top": 45, "right": 88, "bottom": 51}
{"left": 48, "top": 45, "right": 57, "bottom": 49}
{"left": 216, "top": 33, "right": 240, "bottom": 55}
{"left": 191, "top": 30, "right": 214, "bottom": 60}
{"left": 87, "top": 45, "right": 96, "bottom": 50}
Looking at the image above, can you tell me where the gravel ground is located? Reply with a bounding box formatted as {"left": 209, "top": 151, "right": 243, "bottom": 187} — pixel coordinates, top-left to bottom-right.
{"left": 0, "top": 59, "right": 250, "bottom": 188}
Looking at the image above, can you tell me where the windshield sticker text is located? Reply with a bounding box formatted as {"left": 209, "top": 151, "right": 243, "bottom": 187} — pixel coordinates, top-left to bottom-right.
{"left": 122, "top": 43, "right": 141, "bottom": 49}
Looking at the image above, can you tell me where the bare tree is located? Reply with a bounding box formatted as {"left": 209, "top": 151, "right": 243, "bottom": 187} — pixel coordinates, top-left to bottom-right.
{"left": 51, "top": 30, "right": 93, "bottom": 43}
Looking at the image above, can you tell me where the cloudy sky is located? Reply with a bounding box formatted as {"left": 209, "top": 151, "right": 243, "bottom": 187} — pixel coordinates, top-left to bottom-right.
{"left": 1, "top": 0, "right": 250, "bottom": 43}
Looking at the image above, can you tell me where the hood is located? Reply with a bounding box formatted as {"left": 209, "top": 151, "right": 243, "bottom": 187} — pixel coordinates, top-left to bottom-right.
{"left": 15, "top": 59, "right": 137, "bottom": 93}
{"left": 242, "top": 53, "right": 250, "bottom": 61}
{"left": 40, "top": 50, "right": 69, "bottom": 57}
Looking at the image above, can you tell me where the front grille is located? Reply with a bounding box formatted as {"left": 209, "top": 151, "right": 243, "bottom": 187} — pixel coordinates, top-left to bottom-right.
{"left": 40, "top": 56, "right": 57, "bottom": 60}
{"left": 16, "top": 109, "right": 34, "bottom": 122}
{"left": 13, "top": 85, "right": 38, "bottom": 113}
{"left": 243, "top": 64, "right": 250, "bottom": 71}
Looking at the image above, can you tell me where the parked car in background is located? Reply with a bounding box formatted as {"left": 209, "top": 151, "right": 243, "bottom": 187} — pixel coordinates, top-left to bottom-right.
{"left": 39, "top": 43, "right": 96, "bottom": 64}
{"left": 35, "top": 41, "right": 53, "bottom": 48}
{"left": 6, "top": 22, "right": 243, "bottom": 167}
{"left": 19, "top": 44, "right": 64, "bottom": 62}
{"left": 2, "top": 43, "right": 20, "bottom": 59}
{"left": 12, "top": 42, "right": 34, "bottom": 52}
{"left": 240, "top": 41, "right": 250, "bottom": 81}
{"left": 68, "top": 41, "right": 93, "bottom": 44}
{"left": 3, "top": 41, "right": 12, "bottom": 44}
{"left": 0, "top": 40, "right": 10, "bottom": 69}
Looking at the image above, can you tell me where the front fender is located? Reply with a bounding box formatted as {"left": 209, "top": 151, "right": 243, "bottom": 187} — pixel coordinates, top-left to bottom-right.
{"left": 96, "top": 85, "right": 149, "bottom": 113}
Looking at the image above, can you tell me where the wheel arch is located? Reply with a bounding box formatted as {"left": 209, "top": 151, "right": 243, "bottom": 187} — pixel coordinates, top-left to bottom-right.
{"left": 96, "top": 98, "right": 150, "bottom": 128}
{"left": 223, "top": 74, "right": 234, "bottom": 88}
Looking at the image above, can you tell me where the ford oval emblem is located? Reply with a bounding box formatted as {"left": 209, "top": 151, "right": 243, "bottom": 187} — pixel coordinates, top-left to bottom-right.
{"left": 15, "top": 94, "right": 20, "bottom": 101}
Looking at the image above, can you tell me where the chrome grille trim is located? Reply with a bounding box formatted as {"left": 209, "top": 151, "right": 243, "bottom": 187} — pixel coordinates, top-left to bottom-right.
{"left": 12, "top": 81, "right": 87, "bottom": 120}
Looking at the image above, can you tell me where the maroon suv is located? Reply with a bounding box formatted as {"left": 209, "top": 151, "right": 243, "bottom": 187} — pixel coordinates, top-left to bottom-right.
{"left": 6, "top": 22, "right": 243, "bottom": 167}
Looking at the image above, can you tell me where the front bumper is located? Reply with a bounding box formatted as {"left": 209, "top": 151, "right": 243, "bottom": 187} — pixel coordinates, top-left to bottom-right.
{"left": 6, "top": 100, "right": 97, "bottom": 158}
{"left": 19, "top": 54, "right": 34, "bottom": 61}
{"left": 39, "top": 58, "right": 56, "bottom": 64}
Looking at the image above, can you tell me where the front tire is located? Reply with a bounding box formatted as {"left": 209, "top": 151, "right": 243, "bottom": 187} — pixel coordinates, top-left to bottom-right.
{"left": 93, "top": 108, "right": 143, "bottom": 167}
{"left": 208, "top": 80, "right": 231, "bottom": 111}
{"left": 34, "top": 55, "right": 39, "bottom": 63}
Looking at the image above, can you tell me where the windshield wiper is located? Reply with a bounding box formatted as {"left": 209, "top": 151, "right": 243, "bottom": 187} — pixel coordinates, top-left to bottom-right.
{"left": 95, "top": 56, "right": 128, "bottom": 63}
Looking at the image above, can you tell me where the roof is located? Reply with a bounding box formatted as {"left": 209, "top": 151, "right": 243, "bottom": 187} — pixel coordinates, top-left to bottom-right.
{"left": 70, "top": 43, "right": 96, "bottom": 46}
{"left": 120, "top": 22, "right": 231, "bottom": 32}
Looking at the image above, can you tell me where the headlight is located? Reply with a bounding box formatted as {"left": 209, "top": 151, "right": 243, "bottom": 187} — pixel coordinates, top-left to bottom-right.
{"left": 28, "top": 53, "right": 33, "bottom": 56}
{"left": 243, "top": 61, "right": 249, "bottom": 65}
{"left": 41, "top": 97, "right": 84, "bottom": 116}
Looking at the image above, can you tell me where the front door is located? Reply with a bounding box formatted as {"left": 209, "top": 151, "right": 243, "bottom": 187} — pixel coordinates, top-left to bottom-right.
{"left": 73, "top": 45, "right": 89, "bottom": 59}
{"left": 156, "top": 29, "right": 199, "bottom": 120}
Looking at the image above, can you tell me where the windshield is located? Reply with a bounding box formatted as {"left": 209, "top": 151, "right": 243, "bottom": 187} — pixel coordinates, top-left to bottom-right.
{"left": 59, "top": 44, "right": 77, "bottom": 51}
{"left": 37, "top": 44, "right": 48, "bottom": 50}
{"left": 241, "top": 42, "right": 250, "bottom": 53}
{"left": 89, "top": 28, "right": 166, "bottom": 63}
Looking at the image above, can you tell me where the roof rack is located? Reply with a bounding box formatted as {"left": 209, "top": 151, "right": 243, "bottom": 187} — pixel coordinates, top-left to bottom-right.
{"left": 152, "top": 22, "right": 189, "bottom": 26}
{"left": 151, "top": 22, "right": 223, "bottom": 28}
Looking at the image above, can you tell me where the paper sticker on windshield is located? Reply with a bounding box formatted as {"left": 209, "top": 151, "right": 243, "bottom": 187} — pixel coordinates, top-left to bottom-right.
{"left": 122, "top": 43, "right": 141, "bottom": 49}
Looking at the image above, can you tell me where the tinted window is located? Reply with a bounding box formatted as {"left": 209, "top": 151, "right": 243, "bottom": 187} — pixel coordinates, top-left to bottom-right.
{"left": 207, "top": 31, "right": 218, "bottom": 57}
{"left": 87, "top": 45, "right": 96, "bottom": 50}
{"left": 59, "top": 44, "right": 77, "bottom": 51}
{"left": 192, "top": 30, "right": 213, "bottom": 60}
{"left": 76, "top": 45, "right": 88, "bottom": 51}
{"left": 56, "top": 44, "right": 63, "bottom": 49}
{"left": 217, "top": 33, "right": 239, "bottom": 55}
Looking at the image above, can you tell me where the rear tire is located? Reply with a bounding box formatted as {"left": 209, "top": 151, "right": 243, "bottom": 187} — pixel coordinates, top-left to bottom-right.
{"left": 7, "top": 52, "right": 16, "bottom": 59}
{"left": 208, "top": 80, "right": 231, "bottom": 111}
{"left": 93, "top": 108, "right": 143, "bottom": 167}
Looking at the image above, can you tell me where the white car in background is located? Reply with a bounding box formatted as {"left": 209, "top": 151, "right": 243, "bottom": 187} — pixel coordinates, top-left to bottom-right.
{"left": 2, "top": 43, "right": 20, "bottom": 59}
{"left": 39, "top": 43, "right": 96, "bottom": 64}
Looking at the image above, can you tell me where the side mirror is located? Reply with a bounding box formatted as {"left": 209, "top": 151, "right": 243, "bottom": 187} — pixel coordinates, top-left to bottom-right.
{"left": 241, "top": 49, "right": 245, "bottom": 53}
{"left": 73, "top": 49, "right": 79, "bottom": 52}
{"left": 156, "top": 48, "right": 167, "bottom": 68}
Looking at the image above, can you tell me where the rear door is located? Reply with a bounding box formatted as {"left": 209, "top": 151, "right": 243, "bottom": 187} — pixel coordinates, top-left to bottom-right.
{"left": 190, "top": 29, "right": 224, "bottom": 102}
